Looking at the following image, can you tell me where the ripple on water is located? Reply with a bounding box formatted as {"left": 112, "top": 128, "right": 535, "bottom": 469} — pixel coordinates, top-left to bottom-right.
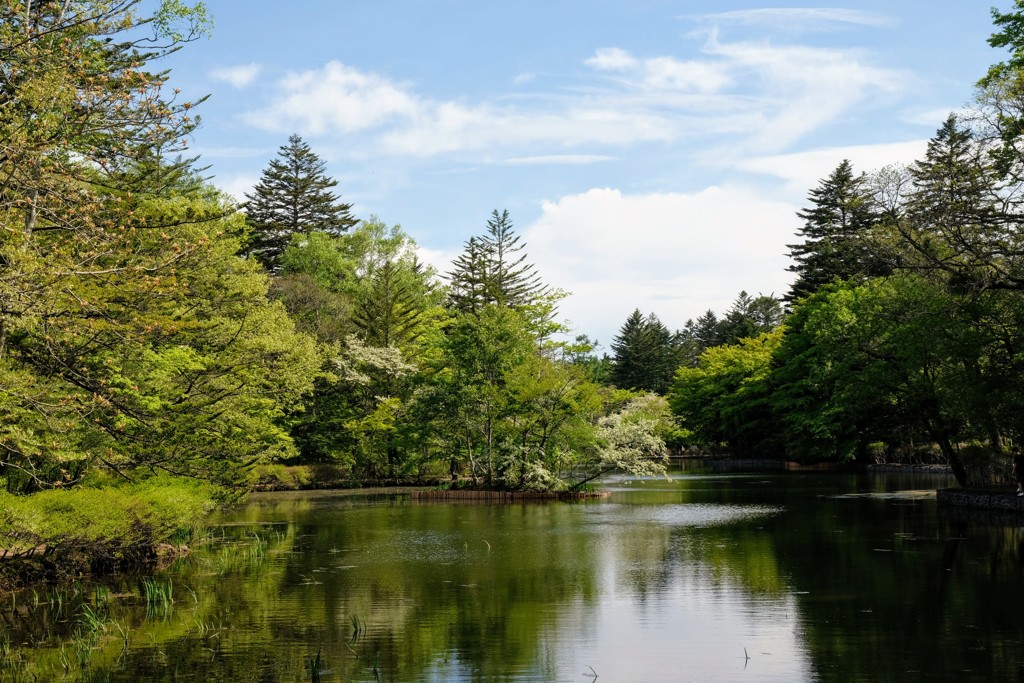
{"left": 587, "top": 503, "right": 784, "bottom": 528}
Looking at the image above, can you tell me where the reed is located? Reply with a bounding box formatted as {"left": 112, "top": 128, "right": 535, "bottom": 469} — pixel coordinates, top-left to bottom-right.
{"left": 307, "top": 648, "right": 323, "bottom": 683}
{"left": 140, "top": 576, "right": 174, "bottom": 616}
{"left": 350, "top": 614, "right": 367, "bottom": 644}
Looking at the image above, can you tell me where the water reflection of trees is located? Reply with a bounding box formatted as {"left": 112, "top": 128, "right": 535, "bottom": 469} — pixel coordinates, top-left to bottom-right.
{"left": 759, "top": 496, "right": 1024, "bottom": 682}
{"left": 8, "top": 485, "right": 1024, "bottom": 682}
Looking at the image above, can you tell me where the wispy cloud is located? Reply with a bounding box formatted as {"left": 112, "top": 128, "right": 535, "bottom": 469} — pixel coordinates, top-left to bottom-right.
{"left": 210, "top": 63, "right": 262, "bottom": 89}
{"left": 586, "top": 48, "right": 732, "bottom": 93}
{"left": 238, "top": 31, "right": 907, "bottom": 161}
{"left": 692, "top": 8, "right": 896, "bottom": 30}
{"left": 702, "top": 36, "right": 908, "bottom": 154}
{"left": 499, "top": 154, "right": 616, "bottom": 166}
{"left": 737, "top": 140, "right": 928, "bottom": 195}
{"left": 900, "top": 106, "right": 970, "bottom": 128}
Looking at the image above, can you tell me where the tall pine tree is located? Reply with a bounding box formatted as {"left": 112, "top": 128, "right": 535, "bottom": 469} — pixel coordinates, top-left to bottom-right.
{"left": 448, "top": 209, "right": 548, "bottom": 312}
{"left": 785, "top": 160, "right": 880, "bottom": 303}
{"left": 243, "top": 134, "right": 356, "bottom": 272}
{"left": 610, "top": 310, "right": 679, "bottom": 394}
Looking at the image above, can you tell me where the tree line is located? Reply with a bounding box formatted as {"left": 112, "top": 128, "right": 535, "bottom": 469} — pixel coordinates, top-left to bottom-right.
{"left": 6, "top": 0, "right": 1024, "bottom": 533}
{"left": 0, "top": 1, "right": 672, "bottom": 507}
{"left": 661, "top": 2, "right": 1024, "bottom": 485}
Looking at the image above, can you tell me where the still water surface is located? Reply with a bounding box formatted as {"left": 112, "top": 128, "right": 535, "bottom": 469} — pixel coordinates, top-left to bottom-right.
{"left": 4, "top": 466, "right": 1024, "bottom": 682}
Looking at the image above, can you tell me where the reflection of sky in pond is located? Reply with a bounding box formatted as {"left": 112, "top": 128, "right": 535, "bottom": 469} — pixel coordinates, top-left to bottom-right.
{"left": 558, "top": 503, "right": 807, "bottom": 682}
{"left": 585, "top": 503, "right": 784, "bottom": 528}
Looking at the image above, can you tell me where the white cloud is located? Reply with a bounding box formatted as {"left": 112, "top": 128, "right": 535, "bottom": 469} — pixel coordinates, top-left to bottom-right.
{"left": 216, "top": 173, "right": 260, "bottom": 202}
{"left": 237, "top": 36, "right": 905, "bottom": 160}
{"left": 243, "top": 61, "right": 419, "bottom": 134}
{"left": 703, "top": 38, "right": 908, "bottom": 153}
{"left": 643, "top": 56, "right": 732, "bottom": 92}
{"left": 586, "top": 47, "right": 640, "bottom": 72}
{"left": 523, "top": 186, "right": 796, "bottom": 337}
{"left": 210, "top": 63, "right": 262, "bottom": 89}
{"left": 513, "top": 72, "right": 536, "bottom": 85}
{"left": 415, "top": 245, "right": 458, "bottom": 276}
{"left": 694, "top": 8, "right": 895, "bottom": 30}
{"left": 586, "top": 48, "right": 732, "bottom": 93}
{"left": 377, "top": 105, "right": 677, "bottom": 157}
{"left": 900, "top": 106, "right": 969, "bottom": 128}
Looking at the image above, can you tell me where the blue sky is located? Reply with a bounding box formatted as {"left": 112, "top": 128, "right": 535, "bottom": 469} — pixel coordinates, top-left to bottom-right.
{"left": 159, "top": 1, "right": 1002, "bottom": 345}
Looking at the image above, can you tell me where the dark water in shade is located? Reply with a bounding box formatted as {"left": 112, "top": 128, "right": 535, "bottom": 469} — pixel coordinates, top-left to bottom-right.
{"left": 4, "top": 466, "right": 1024, "bottom": 682}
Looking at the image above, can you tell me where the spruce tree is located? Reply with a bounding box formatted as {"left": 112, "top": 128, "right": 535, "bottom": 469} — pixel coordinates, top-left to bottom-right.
{"left": 785, "top": 160, "right": 880, "bottom": 303}
{"left": 244, "top": 134, "right": 356, "bottom": 272}
{"left": 900, "top": 114, "right": 1010, "bottom": 291}
{"left": 610, "top": 310, "right": 679, "bottom": 394}
{"left": 447, "top": 209, "right": 548, "bottom": 312}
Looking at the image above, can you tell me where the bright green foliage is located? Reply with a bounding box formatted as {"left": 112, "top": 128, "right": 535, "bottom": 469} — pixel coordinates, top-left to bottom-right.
{"left": 0, "top": 475, "right": 216, "bottom": 557}
{"left": 275, "top": 221, "right": 447, "bottom": 476}
{"left": 413, "top": 305, "right": 614, "bottom": 490}
{"left": 275, "top": 220, "right": 443, "bottom": 350}
{"left": 291, "top": 336, "right": 418, "bottom": 475}
{"left": 674, "top": 292, "right": 784, "bottom": 369}
{"left": 671, "top": 331, "right": 782, "bottom": 456}
{"left": 0, "top": 1, "right": 321, "bottom": 493}
{"left": 348, "top": 219, "right": 443, "bottom": 350}
{"left": 243, "top": 134, "right": 356, "bottom": 272}
{"left": 564, "top": 334, "right": 613, "bottom": 384}
{"left": 565, "top": 393, "right": 670, "bottom": 489}
{"left": 978, "top": 1, "right": 1024, "bottom": 176}
{"left": 1, "top": 190, "right": 321, "bottom": 489}
{"left": 428, "top": 305, "right": 540, "bottom": 486}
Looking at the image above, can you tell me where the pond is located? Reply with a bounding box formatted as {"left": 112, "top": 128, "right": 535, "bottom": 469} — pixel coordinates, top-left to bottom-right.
{"left": 3, "top": 466, "right": 1024, "bottom": 682}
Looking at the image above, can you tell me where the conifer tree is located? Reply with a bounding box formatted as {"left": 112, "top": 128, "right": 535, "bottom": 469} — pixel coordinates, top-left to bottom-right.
{"left": 448, "top": 210, "right": 547, "bottom": 312}
{"left": 353, "top": 260, "right": 429, "bottom": 348}
{"left": 785, "top": 160, "right": 880, "bottom": 303}
{"left": 244, "top": 134, "right": 356, "bottom": 272}
{"left": 610, "top": 310, "right": 679, "bottom": 394}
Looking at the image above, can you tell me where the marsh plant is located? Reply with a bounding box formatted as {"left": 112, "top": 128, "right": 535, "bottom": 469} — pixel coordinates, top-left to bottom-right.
{"left": 140, "top": 577, "right": 174, "bottom": 618}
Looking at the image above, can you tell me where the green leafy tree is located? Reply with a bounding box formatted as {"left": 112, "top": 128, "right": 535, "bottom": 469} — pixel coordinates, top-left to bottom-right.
{"left": 670, "top": 331, "right": 782, "bottom": 457}
{"left": 348, "top": 219, "right": 443, "bottom": 351}
{"left": 0, "top": 1, "right": 323, "bottom": 492}
{"left": 564, "top": 334, "right": 612, "bottom": 384}
{"left": 565, "top": 393, "right": 670, "bottom": 489}
{"left": 243, "top": 134, "right": 356, "bottom": 272}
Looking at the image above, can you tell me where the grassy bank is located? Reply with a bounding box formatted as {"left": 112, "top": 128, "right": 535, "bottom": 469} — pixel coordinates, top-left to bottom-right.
{"left": 0, "top": 476, "right": 218, "bottom": 592}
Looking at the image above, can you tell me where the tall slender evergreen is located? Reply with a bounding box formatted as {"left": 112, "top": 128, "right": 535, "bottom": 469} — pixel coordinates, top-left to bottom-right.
{"left": 785, "top": 160, "right": 880, "bottom": 303}
{"left": 447, "top": 209, "right": 547, "bottom": 312}
{"left": 244, "top": 134, "right": 356, "bottom": 272}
